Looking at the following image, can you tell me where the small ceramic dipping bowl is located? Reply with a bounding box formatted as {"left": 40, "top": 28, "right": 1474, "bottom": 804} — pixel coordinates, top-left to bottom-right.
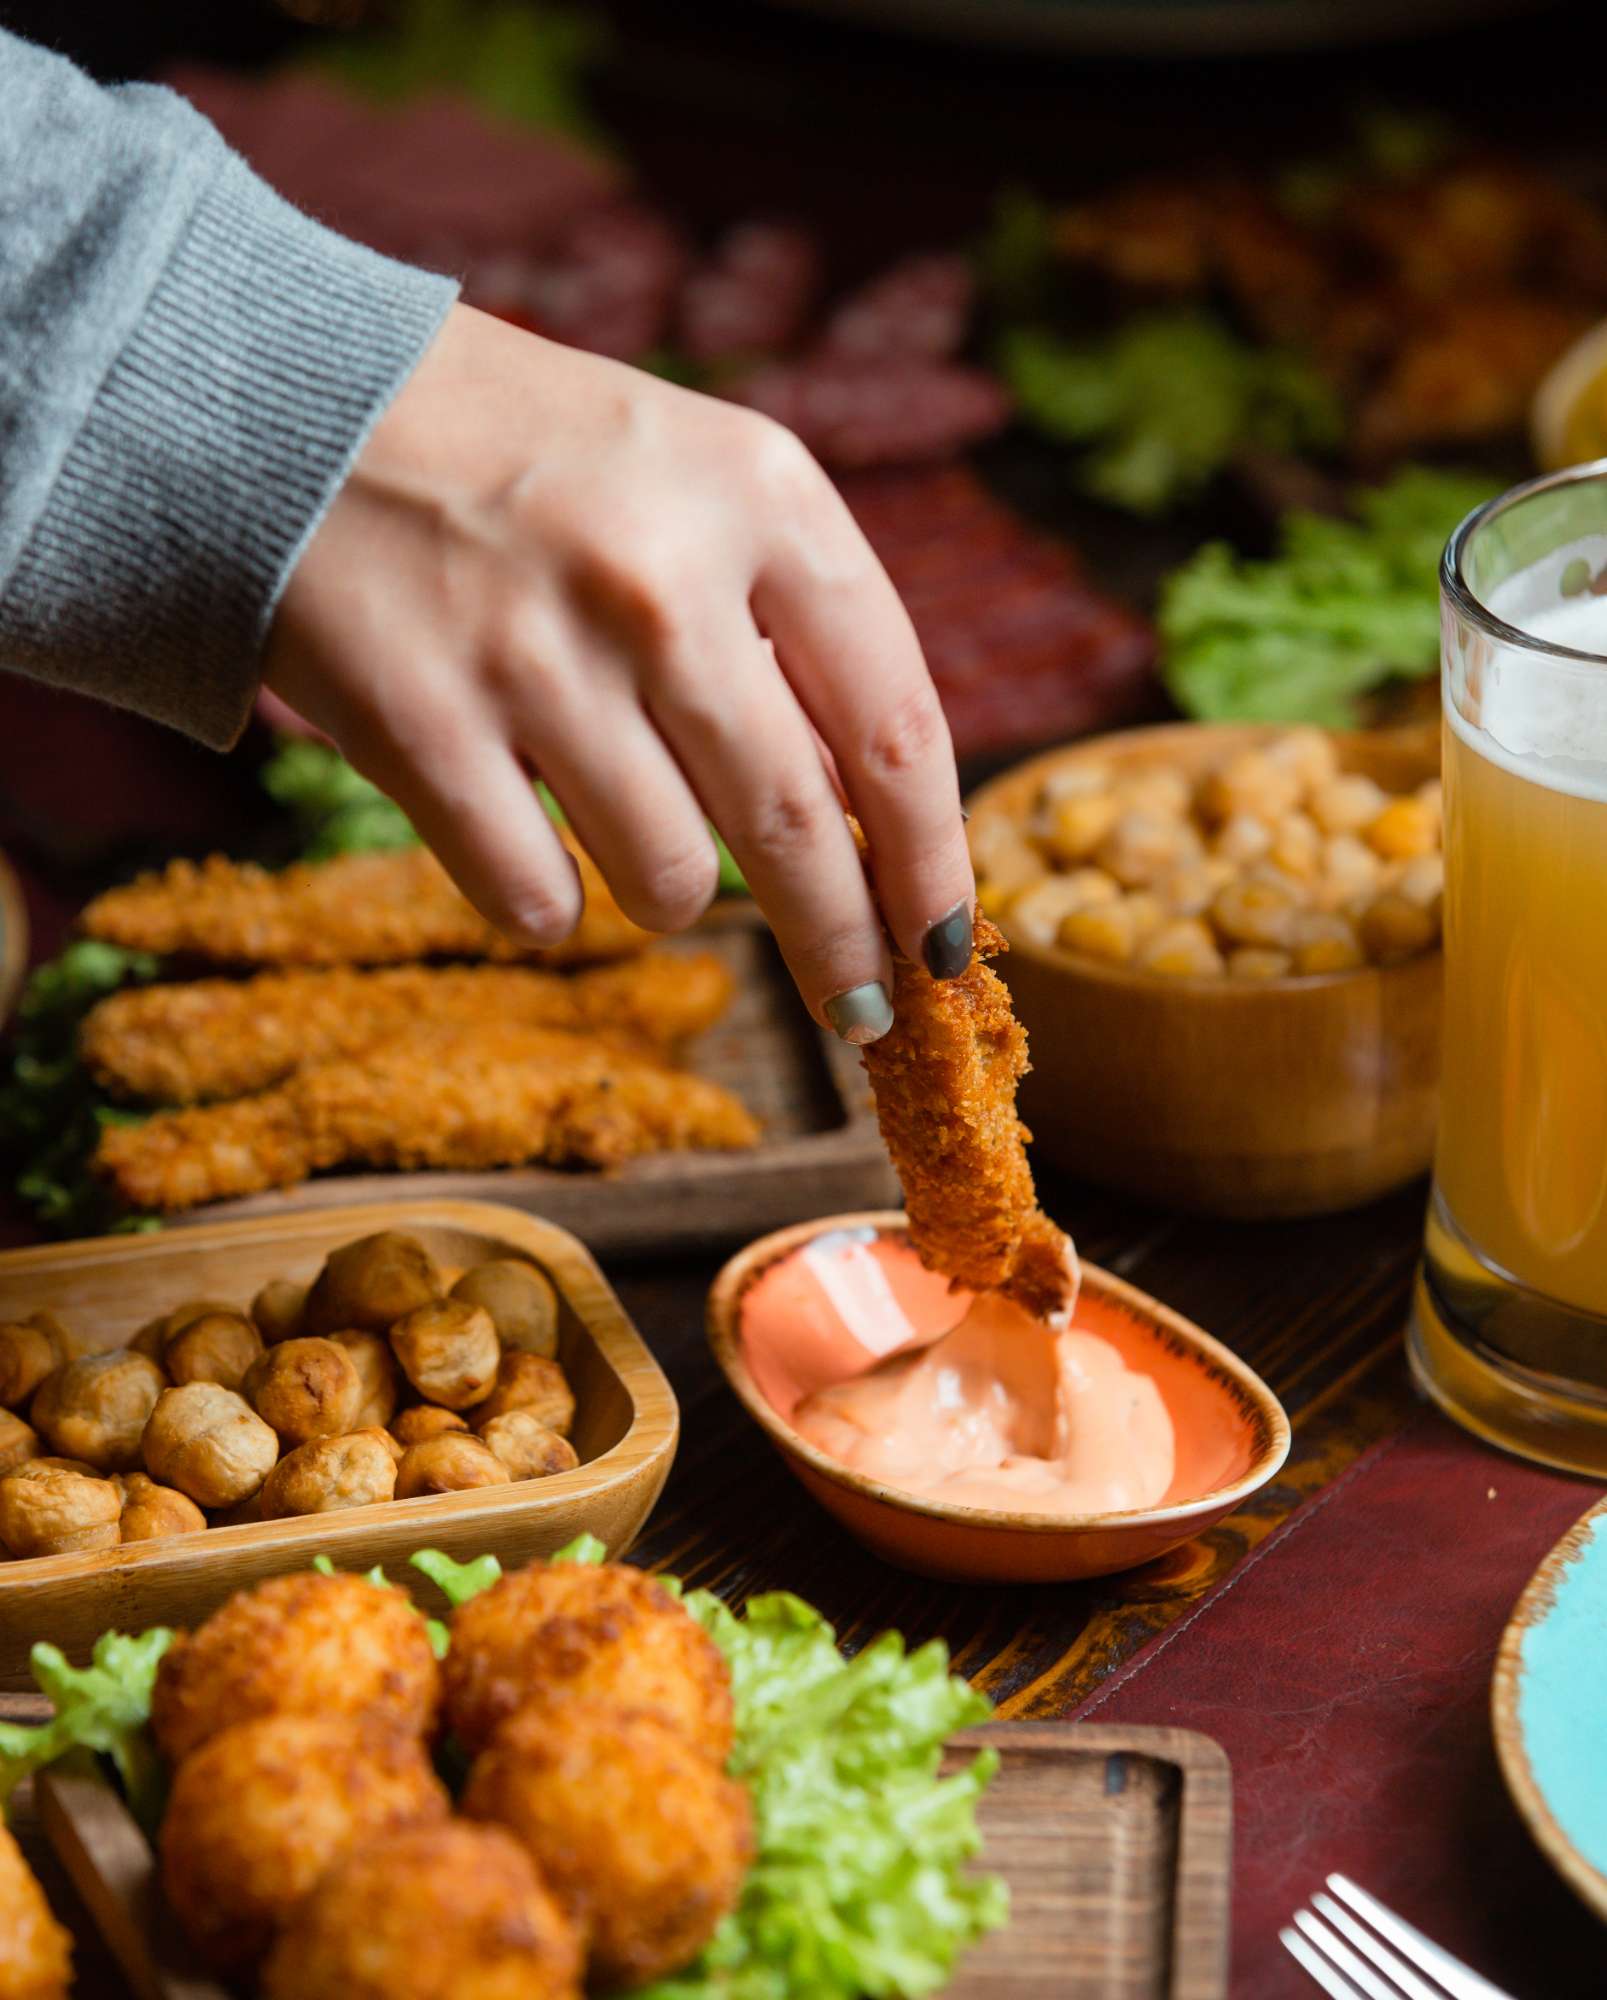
{"left": 967, "top": 719, "right": 1442, "bottom": 1219}
{"left": 707, "top": 1212, "right": 1291, "bottom": 1584}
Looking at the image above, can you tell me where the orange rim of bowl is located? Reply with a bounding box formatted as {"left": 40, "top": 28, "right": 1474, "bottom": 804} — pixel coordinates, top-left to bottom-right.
{"left": 706, "top": 1211, "right": 1293, "bottom": 1538}
{"left": 964, "top": 720, "right": 1444, "bottom": 1001}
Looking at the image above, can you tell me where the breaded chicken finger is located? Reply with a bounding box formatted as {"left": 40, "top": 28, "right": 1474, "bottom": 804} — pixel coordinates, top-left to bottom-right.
{"left": 860, "top": 916, "right": 1077, "bottom": 1320}
{"left": 80, "top": 838, "right": 652, "bottom": 968}
{"left": 95, "top": 1026, "right": 760, "bottom": 1212}
{"left": 81, "top": 951, "right": 735, "bottom": 1104}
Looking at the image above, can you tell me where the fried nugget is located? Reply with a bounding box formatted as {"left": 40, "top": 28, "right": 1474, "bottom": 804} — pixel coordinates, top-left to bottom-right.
{"left": 859, "top": 916, "right": 1076, "bottom": 1320}
{"left": 79, "top": 838, "right": 651, "bottom": 968}
{"left": 81, "top": 950, "right": 735, "bottom": 1104}
{"left": 263, "top": 1821, "right": 582, "bottom": 2000}
{"left": 0, "top": 1821, "right": 71, "bottom": 2000}
{"left": 463, "top": 1698, "right": 753, "bottom": 1990}
{"left": 159, "top": 1713, "right": 449, "bottom": 1966}
{"left": 94, "top": 1026, "right": 760, "bottom": 1213}
{"left": 443, "top": 1558, "right": 735, "bottom": 1758}
{"left": 151, "top": 1570, "right": 441, "bottom": 1764}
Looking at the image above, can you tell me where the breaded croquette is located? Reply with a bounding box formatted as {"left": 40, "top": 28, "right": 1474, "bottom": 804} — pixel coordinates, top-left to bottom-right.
{"left": 262, "top": 1821, "right": 582, "bottom": 2000}
{"left": 80, "top": 950, "right": 735, "bottom": 1104}
{"left": 0, "top": 1821, "right": 71, "bottom": 2000}
{"left": 443, "top": 1559, "right": 734, "bottom": 1758}
{"left": 151, "top": 1570, "right": 440, "bottom": 1764}
{"left": 159, "top": 1713, "right": 449, "bottom": 1965}
{"left": 79, "top": 837, "right": 651, "bottom": 969}
{"left": 94, "top": 1026, "right": 761, "bottom": 1213}
{"left": 464, "top": 1698, "right": 753, "bottom": 1991}
{"left": 859, "top": 916, "right": 1077, "bottom": 1320}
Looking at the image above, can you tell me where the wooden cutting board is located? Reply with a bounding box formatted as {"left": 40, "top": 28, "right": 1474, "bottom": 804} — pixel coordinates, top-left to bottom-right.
{"left": 21, "top": 1721, "right": 1230, "bottom": 2000}
{"left": 173, "top": 910, "right": 901, "bottom": 1259}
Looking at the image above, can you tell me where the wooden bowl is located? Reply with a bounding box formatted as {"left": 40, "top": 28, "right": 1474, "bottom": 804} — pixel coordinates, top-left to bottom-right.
{"left": 707, "top": 1212, "right": 1290, "bottom": 1584}
{"left": 0, "top": 1200, "right": 678, "bottom": 1685}
{"left": 0, "top": 848, "right": 25, "bottom": 1025}
{"left": 967, "top": 720, "right": 1442, "bottom": 1219}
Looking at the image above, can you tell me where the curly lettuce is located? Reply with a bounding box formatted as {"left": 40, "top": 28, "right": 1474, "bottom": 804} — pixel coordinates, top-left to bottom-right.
{"left": 0, "top": 1629, "right": 174, "bottom": 1830}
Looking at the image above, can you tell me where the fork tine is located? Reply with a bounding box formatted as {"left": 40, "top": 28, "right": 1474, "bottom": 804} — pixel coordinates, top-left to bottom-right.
{"left": 1312, "top": 1894, "right": 1439, "bottom": 2000}
{"left": 1294, "top": 1910, "right": 1415, "bottom": 2000}
{"left": 1282, "top": 1923, "right": 1370, "bottom": 2000}
{"left": 1325, "top": 1877, "right": 1515, "bottom": 2000}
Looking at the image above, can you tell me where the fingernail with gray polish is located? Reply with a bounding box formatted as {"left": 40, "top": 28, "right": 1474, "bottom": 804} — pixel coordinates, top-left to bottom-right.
{"left": 923, "top": 901, "right": 973, "bottom": 980}
{"left": 824, "top": 981, "right": 894, "bottom": 1046}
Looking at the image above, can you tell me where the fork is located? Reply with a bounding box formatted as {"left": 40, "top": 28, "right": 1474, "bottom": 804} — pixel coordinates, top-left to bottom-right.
{"left": 1282, "top": 1874, "right": 1515, "bottom": 2000}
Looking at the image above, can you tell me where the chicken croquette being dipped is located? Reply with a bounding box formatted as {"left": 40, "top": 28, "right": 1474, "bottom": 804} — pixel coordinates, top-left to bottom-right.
{"left": 443, "top": 1559, "right": 734, "bottom": 1758}
{"left": 262, "top": 1818, "right": 581, "bottom": 2000}
{"left": 0, "top": 1821, "right": 71, "bottom": 2000}
{"left": 464, "top": 1698, "right": 753, "bottom": 1990}
{"left": 159, "top": 1712, "right": 449, "bottom": 1966}
{"left": 151, "top": 1569, "right": 441, "bottom": 1763}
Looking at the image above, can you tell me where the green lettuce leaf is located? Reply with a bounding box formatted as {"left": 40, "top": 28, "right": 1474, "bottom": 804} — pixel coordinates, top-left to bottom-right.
{"left": 0, "top": 1629, "right": 174, "bottom": 1830}
{"left": 1001, "top": 312, "right": 1341, "bottom": 515}
{"left": 409, "top": 1547, "right": 505, "bottom": 1609}
{"left": 1160, "top": 465, "right": 1493, "bottom": 724}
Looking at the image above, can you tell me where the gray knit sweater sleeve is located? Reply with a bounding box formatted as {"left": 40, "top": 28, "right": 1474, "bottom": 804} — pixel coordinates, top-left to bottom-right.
{"left": 0, "top": 28, "right": 457, "bottom": 747}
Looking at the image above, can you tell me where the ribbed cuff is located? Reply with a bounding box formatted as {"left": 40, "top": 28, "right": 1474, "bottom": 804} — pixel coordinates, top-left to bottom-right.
{"left": 0, "top": 153, "right": 457, "bottom": 748}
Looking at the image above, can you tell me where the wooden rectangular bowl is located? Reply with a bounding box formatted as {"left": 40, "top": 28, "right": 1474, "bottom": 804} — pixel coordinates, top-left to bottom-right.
{"left": 0, "top": 1200, "right": 678, "bottom": 1687}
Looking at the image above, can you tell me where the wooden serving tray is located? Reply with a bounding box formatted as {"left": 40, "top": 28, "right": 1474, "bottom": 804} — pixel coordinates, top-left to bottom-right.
{"left": 0, "top": 1201, "right": 678, "bottom": 1687}
{"left": 22, "top": 1722, "right": 1230, "bottom": 2000}
{"left": 177, "top": 911, "right": 901, "bottom": 1258}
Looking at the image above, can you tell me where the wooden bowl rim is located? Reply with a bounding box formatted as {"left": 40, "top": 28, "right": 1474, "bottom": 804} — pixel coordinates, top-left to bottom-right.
{"left": 964, "top": 718, "right": 1444, "bottom": 999}
{"left": 0, "top": 1198, "right": 680, "bottom": 1586}
{"left": 1491, "top": 1492, "right": 1607, "bottom": 1921}
{"left": 707, "top": 1210, "right": 1292, "bottom": 1538}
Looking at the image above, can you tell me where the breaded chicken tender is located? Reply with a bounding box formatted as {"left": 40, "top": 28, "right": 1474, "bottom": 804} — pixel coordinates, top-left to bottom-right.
{"left": 151, "top": 1570, "right": 440, "bottom": 1764}
{"left": 160, "top": 1713, "right": 449, "bottom": 1965}
{"left": 0, "top": 1820, "right": 71, "bottom": 2000}
{"left": 81, "top": 950, "right": 735, "bottom": 1104}
{"left": 444, "top": 1559, "right": 734, "bottom": 1758}
{"left": 464, "top": 1698, "right": 753, "bottom": 1990}
{"left": 263, "top": 1820, "right": 582, "bottom": 2000}
{"left": 95, "top": 1026, "right": 760, "bottom": 1212}
{"left": 79, "top": 838, "right": 650, "bottom": 968}
{"left": 859, "top": 916, "right": 1077, "bottom": 1320}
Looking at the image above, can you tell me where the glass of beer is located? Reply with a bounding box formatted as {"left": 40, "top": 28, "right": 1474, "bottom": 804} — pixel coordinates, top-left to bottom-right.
{"left": 1413, "top": 460, "right": 1607, "bottom": 1474}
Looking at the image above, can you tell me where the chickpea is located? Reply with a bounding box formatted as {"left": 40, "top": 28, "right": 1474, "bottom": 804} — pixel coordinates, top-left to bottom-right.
{"left": 475, "top": 1411, "right": 579, "bottom": 1481}
{"left": 1096, "top": 808, "right": 1201, "bottom": 889}
{"left": 389, "top": 1301, "right": 500, "bottom": 1411}
{"left": 1155, "top": 858, "right": 1233, "bottom": 919}
{"left": 1265, "top": 726, "right": 1340, "bottom": 793}
{"left": 390, "top": 1405, "right": 469, "bottom": 1449}
{"left": 1315, "top": 832, "right": 1382, "bottom": 912}
{"left": 1058, "top": 897, "right": 1142, "bottom": 966}
{"left": 0, "top": 1409, "right": 41, "bottom": 1478}
{"left": 473, "top": 1354, "right": 575, "bottom": 1437}
{"left": 1227, "top": 947, "right": 1294, "bottom": 980}
{"left": 1115, "top": 766, "right": 1191, "bottom": 818}
{"left": 1042, "top": 789, "right": 1121, "bottom": 867}
{"left": 1397, "top": 852, "right": 1445, "bottom": 915}
{"left": 1365, "top": 795, "right": 1439, "bottom": 861}
{"left": 1212, "top": 812, "right": 1274, "bottom": 868}
{"left": 1210, "top": 875, "right": 1302, "bottom": 951}
{"left": 1197, "top": 749, "right": 1301, "bottom": 826}
{"left": 1135, "top": 919, "right": 1225, "bottom": 979}
{"left": 1267, "top": 811, "right": 1322, "bottom": 883}
{"left": 968, "top": 816, "right": 1046, "bottom": 902}
{"left": 450, "top": 1262, "right": 559, "bottom": 1360}
{"left": 1038, "top": 763, "right": 1112, "bottom": 806}
{"left": 244, "top": 1338, "right": 364, "bottom": 1445}
{"left": 1359, "top": 891, "right": 1439, "bottom": 965}
{"left": 305, "top": 1231, "right": 443, "bottom": 1337}
{"left": 143, "top": 1383, "right": 280, "bottom": 1509}
{"left": 1005, "top": 871, "right": 1117, "bottom": 950}
{"left": 114, "top": 1471, "right": 206, "bottom": 1543}
{"left": 164, "top": 1312, "right": 263, "bottom": 1393}
{"left": 0, "top": 1311, "right": 79, "bottom": 1410}
{"left": 331, "top": 1332, "right": 400, "bottom": 1431}
{"left": 261, "top": 1431, "right": 398, "bottom": 1518}
{"left": 1289, "top": 912, "right": 1365, "bottom": 976}
{"left": 251, "top": 1278, "right": 309, "bottom": 1346}
{"left": 1310, "top": 773, "right": 1389, "bottom": 836}
{"left": 393, "top": 1435, "right": 510, "bottom": 1499}
{"left": 32, "top": 1351, "right": 166, "bottom": 1474}
{"left": 0, "top": 1459, "right": 120, "bottom": 1558}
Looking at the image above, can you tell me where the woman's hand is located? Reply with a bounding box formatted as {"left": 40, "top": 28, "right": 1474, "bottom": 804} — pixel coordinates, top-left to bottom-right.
{"left": 263, "top": 305, "right": 974, "bottom": 1041}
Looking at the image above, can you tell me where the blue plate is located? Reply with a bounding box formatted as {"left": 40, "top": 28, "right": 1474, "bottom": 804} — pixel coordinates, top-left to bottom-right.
{"left": 1494, "top": 1494, "right": 1607, "bottom": 1921}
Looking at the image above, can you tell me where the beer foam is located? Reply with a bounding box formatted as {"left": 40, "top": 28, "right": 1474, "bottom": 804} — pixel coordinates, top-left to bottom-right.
{"left": 1452, "top": 535, "right": 1607, "bottom": 800}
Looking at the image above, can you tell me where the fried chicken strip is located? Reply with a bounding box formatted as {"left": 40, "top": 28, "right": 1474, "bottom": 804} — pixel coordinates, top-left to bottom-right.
{"left": 81, "top": 951, "right": 735, "bottom": 1104}
{"left": 860, "top": 916, "right": 1076, "bottom": 1321}
{"left": 94, "top": 1026, "right": 760, "bottom": 1212}
{"left": 79, "top": 839, "right": 652, "bottom": 968}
